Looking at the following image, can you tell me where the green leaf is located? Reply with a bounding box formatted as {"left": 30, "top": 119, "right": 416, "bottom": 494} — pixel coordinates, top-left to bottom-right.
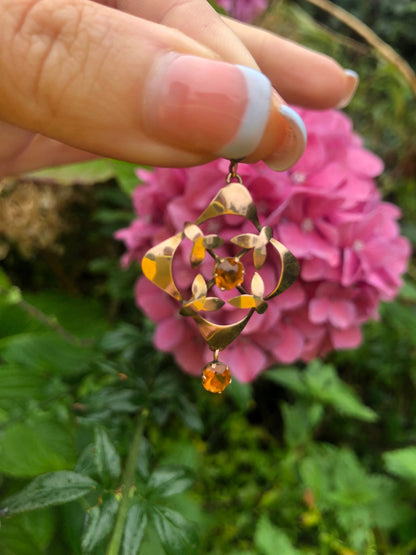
{"left": 267, "top": 362, "right": 378, "bottom": 422}
{"left": 110, "top": 159, "right": 141, "bottom": 194}
{"left": 265, "top": 367, "right": 309, "bottom": 395}
{"left": 399, "top": 279, "right": 416, "bottom": 301}
{"left": 23, "top": 291, "right": 110, "bottom": 339}
{"left": 122, "top": 500, "right": 148, "bottom": 555}
{"left": 0, "top": 521, "right": 43, "bottom": 555}
{"left": 0, "top": 269, "right": 22, "bottom": 306}
{"left": 304, "top": 362, "right": 378, "bottom": 422}
{"left": 281, "top": 401, "right": 323, "bottom": 448}
{"left": 0, "top": 364, "right": 47, "bottom": 409}
{"left": 81, "top": 495, "right": 119, "bottom": 553}
{"left": 254, "top": 515, "right": 300, "bottom": 555}
{"left": 0, "top": 303, "right": 45, "bottom": 338}
{"left": 1, "top": 472, "right": 97, "bottom": 516}
{"left": 93, "top": 427, "right": 121, "bottom": 486}
{"left": 23, "top": 159, "right": 115, "bottom": 185}
{"left": 0, "top": 510, "right": 55, "bottom": 555}
{"left": 0, "top": 332, "right": 94, "bottom": 377}
{"left": 149, "top": 505, "right": 199, "bottom": 555}
{"left": 207, "top": 0, "right": 227, "bottom": 15}
{"left": 0, "top": 418, "right": 76, "bottom": 477}
{"left": 383, "top": 446, "right": 416, "bottom": 481}
{"left": 146, "top": 466, "right": 194, "bottom": 499}
{"left": 227, "top": 377, "right": 253, "bottom": 412}
{"left": 175, "top": 394, "right": 203, "bottom": 433}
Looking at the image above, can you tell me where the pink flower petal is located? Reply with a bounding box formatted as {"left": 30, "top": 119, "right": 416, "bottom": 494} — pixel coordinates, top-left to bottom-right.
{"left": 309, "top": 298, "right": 330, "bottom": 324}
{"left": 135, "top": 278, "right": 176, "bottom": 322}
{"left": 154, "top": 317, "right": 187, "bottom": 351}
{"left": 329, "top": 299, "right": 356, "bottom": 329}
{"left": 226, "top": 341, "right": 268, "bottom": 382}
{"left": 174, "top": 336, "right": 207, "bottom": 376}
{"left": 272, "top": 324, "right": 304, "bottom": 363}
{"left": 331, "top": 326, "right": 362, "bottom": 349}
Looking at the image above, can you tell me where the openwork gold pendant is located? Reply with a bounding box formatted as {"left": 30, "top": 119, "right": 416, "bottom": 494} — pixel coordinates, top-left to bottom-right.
{"left": 142, "top": 162, "right": 300, "bottom": 393}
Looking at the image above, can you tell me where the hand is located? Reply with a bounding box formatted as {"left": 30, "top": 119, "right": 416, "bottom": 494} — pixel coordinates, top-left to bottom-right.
{"left": 0, "top": 0, "right": 358, "bottom": 177}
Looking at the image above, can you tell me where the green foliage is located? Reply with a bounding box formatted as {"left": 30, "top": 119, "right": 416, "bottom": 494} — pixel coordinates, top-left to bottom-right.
{"left": 254, "top": 515, "right": 301, "bottom": 555}
{"left": 384, "top": 447, "right": 416, "bottom": 481}
{"left": 1, "top": 472, "right": 97, "bottom": 515}
{"left": 266, "top": 360, "right": 378, "bottom": 422}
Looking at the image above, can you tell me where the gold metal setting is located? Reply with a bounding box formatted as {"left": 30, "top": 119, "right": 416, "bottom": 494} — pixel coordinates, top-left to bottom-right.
{"left": 141, "top": 162, "right": 300, "bottom": 392}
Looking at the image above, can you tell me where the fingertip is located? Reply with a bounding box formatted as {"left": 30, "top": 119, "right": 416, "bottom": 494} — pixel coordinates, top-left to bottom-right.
{"left": 336, "top": 69, "right": 359, "bottom": 109}
{"left": 244, "top": 95, "right": 307, "bottom": 171}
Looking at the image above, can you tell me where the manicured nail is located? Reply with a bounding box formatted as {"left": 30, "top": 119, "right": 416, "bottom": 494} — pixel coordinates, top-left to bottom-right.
{"left": 263, "top": 104, "right": 307, "bottom": 171}
{"left": 143, "top": 54, "right": 272, "bottom": 160}
{"left": 336, "top": 69, "right": 359, "bottom": 108}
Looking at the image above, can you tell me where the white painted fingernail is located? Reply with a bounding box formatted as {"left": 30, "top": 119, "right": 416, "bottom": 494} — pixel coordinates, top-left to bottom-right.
{"left": 336, "top": 69, "right": 359, "bottom": 109}
{"left": 218, "top": 65, "right": 272, "bottom": 160}
{"left": 264, "top": 105, "right": 307, "bottom": 171}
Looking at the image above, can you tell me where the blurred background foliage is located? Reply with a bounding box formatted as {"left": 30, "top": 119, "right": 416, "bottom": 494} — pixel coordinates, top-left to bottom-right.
{"left": 0, "top": 1, "right": 415, "bottom": 554}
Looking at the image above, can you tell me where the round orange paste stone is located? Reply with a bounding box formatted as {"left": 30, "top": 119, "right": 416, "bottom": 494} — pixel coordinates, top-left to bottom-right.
{"left": 202, "top": 361, "right": 232, "bottom": 393}
{"left": 214, "top": 257, "right": 244, "bottom": 290}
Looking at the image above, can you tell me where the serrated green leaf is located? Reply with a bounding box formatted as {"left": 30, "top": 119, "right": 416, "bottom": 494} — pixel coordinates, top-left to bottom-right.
{"left": 149, "top": 505, "right": 199, "bottom": 555}
{"left": 304, "top": 362, "right": 378, "bottom": 422}
{"left": 1, "top": 472, "right": 97, "bottom": 516}
{"left": 147, "top": 466, "right": 194, "bottom": 499}
{"left": 75, "top": 444, "right": 96, "bottom": 477}
{"left": 267, "top": 362, "right": 377, "bottom": 422}
{"left": 81, "top": 495, "right": 118, "bottom": 553}
{"left": 175, "top": 394, "right": 203, "bottom": 433}
{"left": 383, "top": 447, "right": 416, "bottom": 481}
{"left": 254, "top": 515, "right": 300, "bottom": 555}
{"left": 282, "top": 402, "right": 323, "bottom": 448}
{"left": 0, "top": 418, "right": 76, "bottom": 477}
{"left": 122, "top": 500, "right": 148, "bottom": 555}
{"left": 93, "top": 427, "right": 121, "bottom": 486}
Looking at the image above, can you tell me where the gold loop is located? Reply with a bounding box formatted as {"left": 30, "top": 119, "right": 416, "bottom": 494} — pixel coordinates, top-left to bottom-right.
{"left": 226, "top": 161, "right": 243, "bottom": 184}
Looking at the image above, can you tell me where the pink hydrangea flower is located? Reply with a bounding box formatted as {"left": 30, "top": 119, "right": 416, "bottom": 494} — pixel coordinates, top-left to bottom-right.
{"left": 216, "top": 0, "right": 267, "bottom": 22}
{"left": 115, "top": 108, "right": 410, "bottom": 382}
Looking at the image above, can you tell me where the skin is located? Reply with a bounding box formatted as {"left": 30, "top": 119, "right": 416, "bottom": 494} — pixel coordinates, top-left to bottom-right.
{"left": 0, "top": 0, "right": 356, "bottom": 178}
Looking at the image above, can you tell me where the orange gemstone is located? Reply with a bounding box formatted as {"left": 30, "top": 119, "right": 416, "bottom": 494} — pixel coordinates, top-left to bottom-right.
{"left": 202, "top": 361, "right": 232, "bottom": 393}
{"left": 214, "top": 257, "right": 244, "bottom": 290}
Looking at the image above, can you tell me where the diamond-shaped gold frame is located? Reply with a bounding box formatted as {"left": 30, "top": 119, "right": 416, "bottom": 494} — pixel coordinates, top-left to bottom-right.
{"left": 142, "top": 171, "right": 299, "bottom": 352}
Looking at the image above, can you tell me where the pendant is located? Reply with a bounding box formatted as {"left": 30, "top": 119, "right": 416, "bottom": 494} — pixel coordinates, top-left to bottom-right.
{"left": 141, "top": 162, "right": 299, "bottom": 393}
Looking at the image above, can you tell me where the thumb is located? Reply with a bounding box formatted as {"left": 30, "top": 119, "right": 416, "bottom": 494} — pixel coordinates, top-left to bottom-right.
{"left": 1, "top": 0, "right": 306, "bottom": 170}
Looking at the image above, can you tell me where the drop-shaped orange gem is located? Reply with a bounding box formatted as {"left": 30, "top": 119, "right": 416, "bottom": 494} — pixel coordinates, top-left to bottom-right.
{"left": 202, "top": 361, "right": 232, "bottom": 393}
{"left": 214, "top": 257, "right": 244, "bottom": 291}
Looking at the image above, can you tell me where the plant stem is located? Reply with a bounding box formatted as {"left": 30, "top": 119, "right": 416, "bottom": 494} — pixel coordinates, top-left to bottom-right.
{"left": 106, "top": 408, "right": 149, "bottom": 555}
{"left": 303, "top": 0, "right": 416, "bottom": 96}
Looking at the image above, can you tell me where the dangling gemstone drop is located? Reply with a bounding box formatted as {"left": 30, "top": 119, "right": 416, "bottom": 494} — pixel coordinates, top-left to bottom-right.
{"left": 202, "top": 360, "right": 232, "bottom": 393}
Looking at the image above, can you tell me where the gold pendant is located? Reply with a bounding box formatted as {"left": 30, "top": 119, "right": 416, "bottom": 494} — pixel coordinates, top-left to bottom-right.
{"left": 141, "top": 162, "right": 299, "bottom": 393}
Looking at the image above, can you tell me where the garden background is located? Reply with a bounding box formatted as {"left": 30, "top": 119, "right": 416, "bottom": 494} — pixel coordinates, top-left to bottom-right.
{"left": 0, "top": 0, "right": 415, "bottom": 553}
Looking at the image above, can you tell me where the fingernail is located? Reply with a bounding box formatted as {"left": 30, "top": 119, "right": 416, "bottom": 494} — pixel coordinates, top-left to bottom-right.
{"left": 143, "top": 54, "right": 272, "bottom": 160}
{"left": 263, "top": 104, "right": 307, "bottom": 171}
{"left": 336, "top": 69, "right": 359, "bottom": 108}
